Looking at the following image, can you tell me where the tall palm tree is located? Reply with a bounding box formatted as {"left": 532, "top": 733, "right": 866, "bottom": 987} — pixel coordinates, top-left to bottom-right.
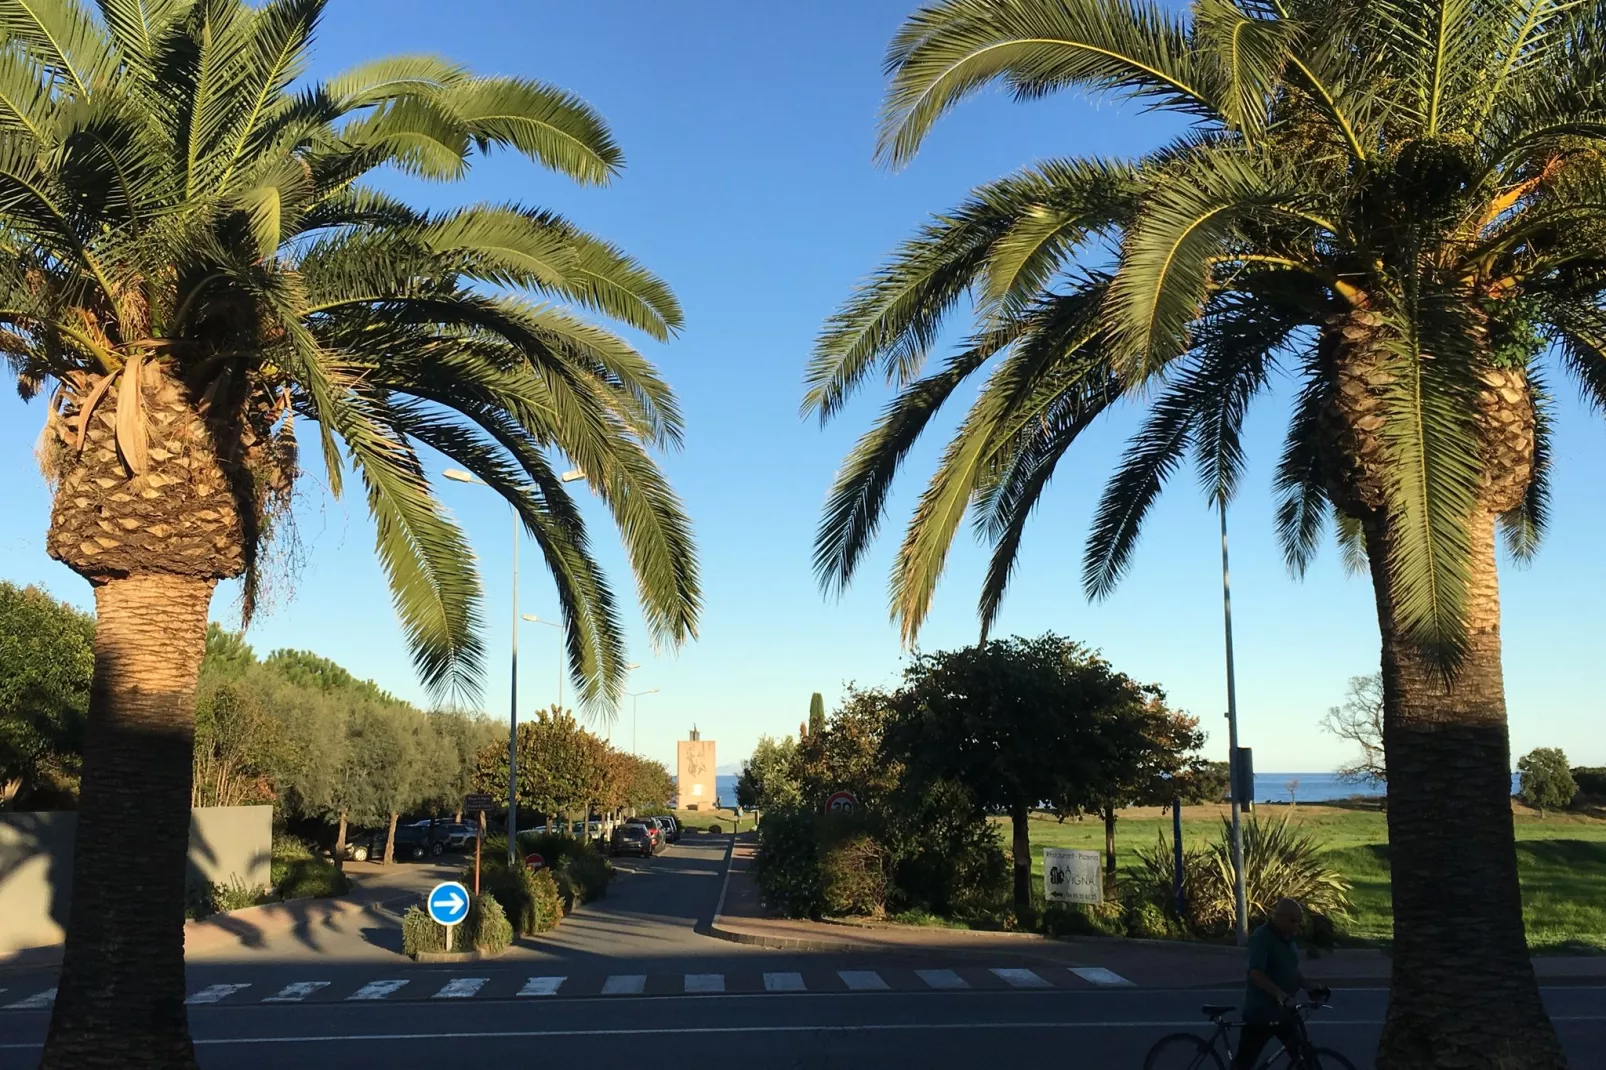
{"left": 0, "top": 1, "right": 699, "bottom": 1065}
{"left": 806, "top": 0, "right": 1606, "bottom": 1065}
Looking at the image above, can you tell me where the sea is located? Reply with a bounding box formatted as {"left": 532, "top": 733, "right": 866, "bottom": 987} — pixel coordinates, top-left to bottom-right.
{"left": 707, "top": 772, "right": 1524, "bottom": 806}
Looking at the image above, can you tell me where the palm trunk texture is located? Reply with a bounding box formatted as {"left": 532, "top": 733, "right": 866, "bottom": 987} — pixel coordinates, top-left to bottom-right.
{"left": 1367, "top": 511, "right": 1565, "bottom": 1069}
{"left": 40, "top": 575, "right": 214, "bottom": 1070}
{"left": 37, "top": 364, "right": 248, "bottom": 1070}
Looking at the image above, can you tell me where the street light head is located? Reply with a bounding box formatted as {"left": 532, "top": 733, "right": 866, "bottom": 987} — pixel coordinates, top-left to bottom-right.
{"left": 521, "top": 614, "right": 540, "bottom": 622}
{"left": 648, "top": 687, "right": 660, "bottom": 695}
{"left": 626, "top": 662, "right": 641, "bottom": 670}
{"left": 442, "top": 468, "right": 477, "bottom": 484}
{"left": 560, "top": 468, "right": 586, "bottom": 483}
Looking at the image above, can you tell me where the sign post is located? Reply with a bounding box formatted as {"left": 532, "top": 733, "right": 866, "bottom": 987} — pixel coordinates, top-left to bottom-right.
{"left": 1043, "top": 848, "right": 1102, "bottom": 905}
{"left": 1171, "top": 796, "right": 1185, "bottom": 917}
{"left": 427, "top": 880, "right": 471, "bottom": 953}
{"left": 464, "top": 794, "right": 493, "bottom": 895}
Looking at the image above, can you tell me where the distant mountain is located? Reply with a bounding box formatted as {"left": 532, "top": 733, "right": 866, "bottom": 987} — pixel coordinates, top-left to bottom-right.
{"left": 716, "top": 763, "right": 743, "bottom": 776}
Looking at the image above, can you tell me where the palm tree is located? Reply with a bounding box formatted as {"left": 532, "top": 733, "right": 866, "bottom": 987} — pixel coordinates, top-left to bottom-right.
{"left": 0, "top": 1, "right": 699, "bottom": 1065}
{"left": 806, "top": 1, "right": 1605, "bottom": 1065}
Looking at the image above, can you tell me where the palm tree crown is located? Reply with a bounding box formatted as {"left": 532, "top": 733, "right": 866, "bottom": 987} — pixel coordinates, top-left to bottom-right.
{"left": 2, "top": 0, "right": 700, "bottom": 705}
{"left": 807, "top": 0, "right": 1606, "bottom": 670}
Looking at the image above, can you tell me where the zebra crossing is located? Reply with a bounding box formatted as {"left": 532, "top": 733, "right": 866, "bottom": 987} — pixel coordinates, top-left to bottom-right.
{"left": 0, "top": 965, "right": 1134, "bottom": 1010}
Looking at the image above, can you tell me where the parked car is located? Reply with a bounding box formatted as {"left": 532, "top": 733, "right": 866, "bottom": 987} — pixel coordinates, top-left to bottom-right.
{"left": 610, "top": 824, "right": 653, "bottom": 858}
{"left": 625, "top": 817, "right": 663, "bottom": 850}
{"left": 346, "top": 824, "right": 441, "bottom": 862}
{"left": 654, "top": 815, "right": 680, "bottom": 843}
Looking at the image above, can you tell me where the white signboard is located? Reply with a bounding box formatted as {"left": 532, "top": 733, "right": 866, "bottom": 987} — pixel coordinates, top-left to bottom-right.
{"left": 1043, "top": 848, "right": 1102, "bottom": 905}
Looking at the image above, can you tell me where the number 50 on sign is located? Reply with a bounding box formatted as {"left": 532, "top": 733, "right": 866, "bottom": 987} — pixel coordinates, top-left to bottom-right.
{"left": 1043, "top": 848, "right": 1102, "bottom": 905}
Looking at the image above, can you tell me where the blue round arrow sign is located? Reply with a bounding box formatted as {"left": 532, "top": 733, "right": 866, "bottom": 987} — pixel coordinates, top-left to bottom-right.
{"left": 426, "top": 880, "right": 471, "bottom": 926}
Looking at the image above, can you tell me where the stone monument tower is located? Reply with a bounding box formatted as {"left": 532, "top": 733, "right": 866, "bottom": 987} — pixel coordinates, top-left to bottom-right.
{"left": 676, "top": 724, "right": 716, "bottom": 811}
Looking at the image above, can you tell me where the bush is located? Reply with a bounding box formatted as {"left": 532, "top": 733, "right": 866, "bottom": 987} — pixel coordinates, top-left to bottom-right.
{"left": 464, "top": 894, "right": 512, "bottom": 955}
{"left": 1132, "top": 815, "right": 1353, "bottom": 937}
{"left": 272, "top": 836, "right": 351, "bottom": 900}
{"left": 820, "top": 826, "right": 889, "bottom": 917}
{"left": 884, "top": 783, "right": 1010, "bottom": 919}
{"left": 751, "top": 806, "right": 824, "bottom": 918}
{"left": 556, "top": 849, "right": 613, "bottom": 910}
{"left": 401, "top": 905, "right": 446, "bottom": 956}
{"left": 184, "top": 876, "right": 271, "bottom": 919}
{"left": 488, "top": 865, "right": 563, "bottom": 936}
{"left": 1574, "top": 767, "right": 1606, "bottom": 801}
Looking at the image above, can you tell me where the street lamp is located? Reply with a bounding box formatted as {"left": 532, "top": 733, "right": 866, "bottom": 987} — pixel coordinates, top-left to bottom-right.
{"left": 442, "top": 466, "right": 585, "bottom": 866}
{"left": 1218, "top": 499, "right": 1249, "bottom": 946}
{"left": 627, "top": 687, "right": 659, "bottom": 756}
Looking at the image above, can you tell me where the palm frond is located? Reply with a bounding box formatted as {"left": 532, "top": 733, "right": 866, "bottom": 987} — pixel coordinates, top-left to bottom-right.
{"left": 1500, "top": 369, "right": 1551, "bottom": 563}
{"left": 1272, "top": 369, "right": 1335, "bottom": 577}
{"left": 443, "top": 76, "right": 621, "bottom": 186}
{"left": 878, "top": 0, "right": 1227, "bottom": 166}
{"left": 0, "top": 0, "right": 118, "bottom": 98}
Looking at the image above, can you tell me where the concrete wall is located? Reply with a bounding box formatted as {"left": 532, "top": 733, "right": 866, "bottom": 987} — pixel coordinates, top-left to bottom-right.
{"left": 0, "top": 805, "right": 272, "bottom": 957}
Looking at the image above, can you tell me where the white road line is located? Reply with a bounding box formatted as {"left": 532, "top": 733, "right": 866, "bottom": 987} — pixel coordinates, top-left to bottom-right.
{"left": 432, "top": 978, "right": 488, "bottom": 999}
{"left": 186, "top": 984, "right": 251, "bottom": 1005}
{"left": 1069, "top": 967, "right": 1134, "bottom": 987}
{"left": 6, "top": 989, "right": 53, "bottom": 1010}
{"left": 837, "top": 970, "right": 888, "bottom": 991}
{"left": 518, "top": 977, "right": 566, "bottom": 997}
{"left": 762, "top": 972, "right": 806, "bottom": 992}
{"left": 601, "top": 975, "right": 646, "bottom": 995}
{"left": 264, "top": 982, "right": 330, "bottom": 1003}
{"left": 684, "top": 973, "right": 725, "bottom": 994}
{"left": 347, "top": 980, "right": 409, "bottom": 1001}
{"left": 916, "top": 969, "right": 969, "bottom": 990}
{"left": 992, "top": 968, "right": 1050, "bottom": 989}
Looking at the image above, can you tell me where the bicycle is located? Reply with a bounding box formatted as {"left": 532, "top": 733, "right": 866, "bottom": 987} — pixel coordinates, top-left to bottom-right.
{"left": 1143, "top": 996, "right": 1359, "bottom": 1070}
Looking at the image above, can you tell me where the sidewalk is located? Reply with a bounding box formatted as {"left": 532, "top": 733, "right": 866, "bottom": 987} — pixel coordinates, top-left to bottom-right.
{"left": 707, "top": 834, "right": 1606, "bottom": 987}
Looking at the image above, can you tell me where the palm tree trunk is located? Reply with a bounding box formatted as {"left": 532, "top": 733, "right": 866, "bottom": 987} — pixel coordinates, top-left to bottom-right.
{"left": 1367, "top": 511, "right": 1565, "bottom": 1069}
{"left": 1009, "top": 802, "right": 1031, "bottom": 914}
{"left": 40, "top": 574, "right": 214, "bottom": 1070}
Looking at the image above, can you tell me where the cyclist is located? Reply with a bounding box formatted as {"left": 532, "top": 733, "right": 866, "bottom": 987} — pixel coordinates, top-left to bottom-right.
{"left": 1234, "top": 897, "right": 1330, "bottom": 1069}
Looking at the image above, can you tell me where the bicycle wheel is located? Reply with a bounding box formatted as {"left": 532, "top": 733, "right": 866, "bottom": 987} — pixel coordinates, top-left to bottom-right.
{"left": 1144, "top": 1032, "right": 1227, "bottom": 1070}
{"left": 1302, "top": 1047, "right": 1359, "bottom": 1070}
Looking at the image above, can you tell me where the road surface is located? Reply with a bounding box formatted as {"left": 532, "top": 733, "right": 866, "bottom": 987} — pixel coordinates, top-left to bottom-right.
{"left": 0, "top": 836, "right": 1600, "bottom": 1069}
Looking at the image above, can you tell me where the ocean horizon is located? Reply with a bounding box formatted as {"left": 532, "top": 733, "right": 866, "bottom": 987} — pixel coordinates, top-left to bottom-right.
{"left": 696, "top": 772, "right": 1525, "bottom": 806}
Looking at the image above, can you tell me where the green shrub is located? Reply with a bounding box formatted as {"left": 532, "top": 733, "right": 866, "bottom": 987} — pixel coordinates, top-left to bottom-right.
{"left": 1132, "top": 815, "right": 1353, "bottom": 937}
{"left": 1574, "top": 767, "right": 1606, "bottom": 800}
{"left": 752, "top": 806, "right": 824, "bottom": 918}
{"left": 402, "top": 906, "right": 446, "bottom": 956}
{"left": 488, "top": 865, "right": 563, "bottom": 936}
{"left": 271, "top": 835, "right": 351, "bottom": 900}
{"left": 556, "top": 849, "right": 612, "bottom": 910}
{"left": 184, "top": 877, "right": 270, "bottom": 919}
{"left": 884, "top": 784, "right": 1010, "bottom": 919}
{"left": 464, "top": 894, "right": 512, "bottom": 954}
{"left": 820, "top": 825, "right": 889, "bottom": 917}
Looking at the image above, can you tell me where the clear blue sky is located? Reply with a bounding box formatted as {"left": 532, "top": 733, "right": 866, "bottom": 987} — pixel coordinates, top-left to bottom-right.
{"left": 2, "top": 1, "right": 1602, "bottom": 775}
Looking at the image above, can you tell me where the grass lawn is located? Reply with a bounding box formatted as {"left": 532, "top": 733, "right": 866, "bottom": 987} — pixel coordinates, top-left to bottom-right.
{"left": 1011, "top": 802, "right": 1606, "bottom": 952}
{"left": 670, "top": 807, "right": 751, "bottom": 833}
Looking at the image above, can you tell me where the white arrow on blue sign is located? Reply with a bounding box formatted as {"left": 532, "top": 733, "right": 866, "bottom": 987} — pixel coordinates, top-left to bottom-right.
{"left": 426, "top": 880, "right": 471, "bottom": 926}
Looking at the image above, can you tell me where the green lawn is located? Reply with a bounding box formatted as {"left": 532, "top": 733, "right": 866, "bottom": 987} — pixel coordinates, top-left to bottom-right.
{"left": 1013, "top": 803, "right": 1606, "bottom": 952}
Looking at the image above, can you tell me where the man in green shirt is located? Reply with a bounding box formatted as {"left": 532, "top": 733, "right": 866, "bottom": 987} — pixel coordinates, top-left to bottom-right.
{"left": 1234, "top": 898, "right": 1329, "bottom": 1069}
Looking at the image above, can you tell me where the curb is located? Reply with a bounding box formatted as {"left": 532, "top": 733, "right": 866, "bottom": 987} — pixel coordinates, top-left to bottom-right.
{"left": 411, "top": 946, "right": 510, "bottom": 963}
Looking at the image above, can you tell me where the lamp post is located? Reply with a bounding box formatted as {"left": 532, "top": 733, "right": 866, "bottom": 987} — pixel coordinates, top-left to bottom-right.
{"left": 443, "top": 467, "right": 584, "bottom": 866}
{"left": 520, "top": 615, "right": 564, "bottom": 712}
{"left": 1219, "top": 499, "right": 1249, "bottom": 946}
{"left": 627, "top": 688, "right": 659, "bottom": 756}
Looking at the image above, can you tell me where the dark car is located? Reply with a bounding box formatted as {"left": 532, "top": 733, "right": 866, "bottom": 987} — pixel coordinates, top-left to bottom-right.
{"left": 610, "top": 824, "right": 653, "bottom": 858}
{"left": 625, "top": 817, "right": 663, "bottom": 850}
{"left": 345, "top": 824, "right": 441, "bottom": 862}
{"left": 656, "top": 815, "right": 680, "bottom": 843}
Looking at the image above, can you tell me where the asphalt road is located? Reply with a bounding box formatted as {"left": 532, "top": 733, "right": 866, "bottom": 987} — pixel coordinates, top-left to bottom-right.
{"left": 0, "top": 836, "right": 1602, "bottom": 1069}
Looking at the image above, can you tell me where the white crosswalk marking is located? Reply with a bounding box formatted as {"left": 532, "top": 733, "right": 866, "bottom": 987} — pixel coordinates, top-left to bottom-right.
{"left": 763, "top": 972, "right": 806, "bottom": 992}
{"left": 683, "top": 973, "right": 724, "bottom": 994}
{"left": 916, "top": 969, "right": 969, "bottom": 990}
{"left": 433, "top": 978, "right": 488, "bottom": 999}
{"left": 601, "top": 975, "right": 646, "bottom": 995}
{"left": 186, "top": 984, "right": 250, "bottom": 1004}
{"left": 991, "top": 968, "right": 1050, "bottom": 989}
{"left": 518, "top": 976, "right": 566, "bottom": 997}
{"left": 837, "top": 970, "right": 889, "bottom": 991}
{"left": 264, "top": 982, "right": 329, "bottom": 1003}
{"left": 348, "top": 979, "right": 409, "bottom": 1001}
{"left": 1069, "top": 967, "right": 1134, "bottom": 987}
{"left": 7, "top": 989, "right": 53, "bottom": 1010}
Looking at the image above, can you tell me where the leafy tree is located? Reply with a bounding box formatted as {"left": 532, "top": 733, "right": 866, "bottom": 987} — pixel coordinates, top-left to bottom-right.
{"left": 735, "top": 735, "right": 801, "bottom": 811}
{"left": 808, "top": 692, "right": 826, "bottom": 737}
{"left": 1172, "top": 761, "right": 1232, "bottom": 807}
{"left": 472, "top": 708, "right": 612, "bottom": 827}
{"left": 795, "top": 686, "right": 901, "bottom": 810}
{"left": 191, "top": 678, "right": 287, "bottom": 807}
{"left": 0, "top": 2, "right": 700, "bottom": 1062}
{"left": 805, "top": 0, "right": 1593, "bottom": 1057}
{"left": 884, "top": 635, "right": 1152, "bottom": 914}
{"left": 0, "top": 582, "right": 92, "bottom": 807}
{"left": 201, "top": 625, "right": 259, "bottom": 681}
{"left": 1322, "top": 674, "right": 1387, "bottom": 787}
{"left": 1517, "top": 748, "right": 1577, "bottom": 817}
{"left": 617, "top": 753, "right": 675, "bottom": 814}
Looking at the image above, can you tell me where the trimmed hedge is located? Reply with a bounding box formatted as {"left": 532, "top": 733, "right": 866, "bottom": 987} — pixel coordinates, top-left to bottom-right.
{"left": 271, "top": 836, "right": 351, "bottom": 900}
{"left": 401, "top": 894, "right": 513, "bottom": 957}
{"left": 488, "top": 865, "right": 564, "bottom": 936}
